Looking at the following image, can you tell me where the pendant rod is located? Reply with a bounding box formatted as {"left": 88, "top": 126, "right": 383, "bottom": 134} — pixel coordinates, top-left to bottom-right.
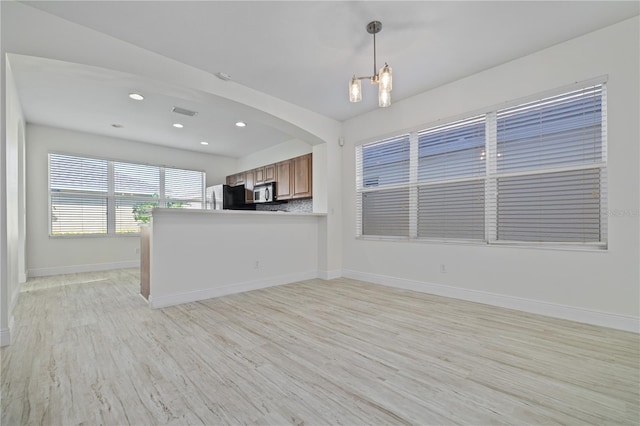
{"left": 373, "top": 30, "right": 377, "bottom": 80}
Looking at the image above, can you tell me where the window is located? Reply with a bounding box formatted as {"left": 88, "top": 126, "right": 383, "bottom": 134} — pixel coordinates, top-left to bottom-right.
{"left": 356, "top": 136, "right": 410, "bottom": 237}
{"left": 355, "top": 82, "right": 607, "bottom": 248}
{"left": 49, "top": 154, "right": 205, "bottom": 236}
{"left": 165, "top": 168, "right": 205, "bottom": 209}
{"left": 50, "top": 154, "right": 109, "bottom": 235}
{"left": 492, "top": 85, "right": 605, "bottom": 244}
{"left": 417, "top": 117, "right": 486, "bottom": 241}
{"left": 114, "top": 161, "right": 160, "bottom": 234}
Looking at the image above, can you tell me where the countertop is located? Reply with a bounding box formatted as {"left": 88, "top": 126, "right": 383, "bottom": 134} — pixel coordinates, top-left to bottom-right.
{"left": 151, "top": 208, "right": 327, "bottom": 217}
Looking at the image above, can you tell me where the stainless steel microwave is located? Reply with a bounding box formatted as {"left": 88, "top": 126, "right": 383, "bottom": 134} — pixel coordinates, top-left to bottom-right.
{"left": 253, "top": 182, "right": 276, "bottom": 203}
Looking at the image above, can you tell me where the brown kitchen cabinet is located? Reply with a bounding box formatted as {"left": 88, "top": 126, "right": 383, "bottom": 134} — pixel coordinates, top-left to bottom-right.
{"left": 255, "top": 164, "right": 276, "bottom": 185}
{"left": 276, "top": 160, "right": 293, "bottom": 200}
{"left": 226, "top": 172, "right": 245, "bottom": 187}
{"left": 254, "top": 167, "right": 265, "bottom": 185}
{"left": 276, "top": 154, "right": 312, "bottom": 200}
{"left": 264, "top": 164, "right": 276, "bottom": 182}
{"left": 292, "top": 154, "right": 312, "bottom": 199}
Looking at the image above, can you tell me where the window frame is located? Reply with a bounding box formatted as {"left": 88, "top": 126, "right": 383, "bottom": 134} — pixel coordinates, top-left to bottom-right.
{"left": 48, "top": 153, "right": 205, "bottom": 238}
{"left": 355, "top": 78, "right": 608, "bottom": 251}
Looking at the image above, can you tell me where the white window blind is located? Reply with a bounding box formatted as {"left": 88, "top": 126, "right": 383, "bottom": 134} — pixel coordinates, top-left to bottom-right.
{"left": 49, "top": 154, "right": 108, "bottom": 235}
{"left": 495, "top": 169, "right": 603, "bottom": 242}
{"left": 361, "top": 136, "right": 411, "bottom": 187}
{"left": 491, "top": 84, "right": 606, "bottom": 244}
{"left": 165, "top": 167, "right": 204, "bottom": 209}
{"left": 362, "top": 188, "right": 411, "bottom": 237}
{"left": 417, "top": 116, "right": 485, "bottom": 182}
{"left": 417, "top": 180, "right": 485, "bottom": 240}
{"left": 496, "top": 86, "right": 603, "bottom": 173}
{"left": 355, "top": 81, "right": 607, "bottom": 249}
{"left": 49, "top": 154, "right": 205, "bottom": 237}
{"left": 356, "top": 135, "right": 410, "bottom": 237}
{"left": 417, "top": 117, "right": 486, "bottom": 240}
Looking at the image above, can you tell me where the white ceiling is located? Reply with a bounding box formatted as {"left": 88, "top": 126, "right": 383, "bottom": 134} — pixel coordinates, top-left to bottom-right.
{"left": 9, "top": 1, "right": 640, "bottom": 157}
{"left": 9, "top": 54, "right": 300, "bottom": 158}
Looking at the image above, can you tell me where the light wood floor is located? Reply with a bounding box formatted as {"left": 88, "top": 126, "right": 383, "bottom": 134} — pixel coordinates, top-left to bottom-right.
{"left": 1, "top": 269, "right": 638, "bottom": 425}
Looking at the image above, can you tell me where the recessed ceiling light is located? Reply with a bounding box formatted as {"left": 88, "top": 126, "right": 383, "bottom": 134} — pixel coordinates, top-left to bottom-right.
{"left": 235, "top": 121, "right": 246, "bottom": 128}
{"left": 111, "top": 124, "right": 123, "bottom": 128}
{"left": 128, "top": 93, "right": 144, "bottom": 101}
{"left": 173, "top": 123, "right": 184, "bottom": 128}
{"left": 200, "top": 141, "right": 209, "bottom": 145}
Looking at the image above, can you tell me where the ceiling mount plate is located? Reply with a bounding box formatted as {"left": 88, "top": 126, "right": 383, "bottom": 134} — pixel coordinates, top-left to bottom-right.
{"left": 366, "top": 21, "right": 382, "bottom": 35}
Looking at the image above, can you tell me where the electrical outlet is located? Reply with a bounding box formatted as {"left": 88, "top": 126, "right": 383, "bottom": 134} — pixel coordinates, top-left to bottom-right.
{"left": 135, "top": 248, "right": 140, "bottom": 254}
{"left": 440, "top": 263, "right": 446, "bottom": 273}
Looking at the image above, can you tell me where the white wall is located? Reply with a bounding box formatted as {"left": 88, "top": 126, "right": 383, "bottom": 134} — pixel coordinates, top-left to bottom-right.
{"left": 0, "top": 0, "right": 7, "bottom": 345}
{"left": 236, "top": 138, "right": 312, "bottom": 172}
{"left": 0, "top": 0, "right": 7, "bottom": 347}
{"left": 1, "top": 55, "right": 25, "bottom": 346}
{"left": 17, "top": 114, "right": 25, "bottom": 284}
{"left": 6, "top": 59, "right": 24, "bottom": 307}
{"left": 149, "top": 209, "right": 322, "bottom": 308}
{"left": 312, "top": 143, "right": 327, "bottom": 214}
{"left": 341, "top": 17, "right": 640, "bottom": 331}
{"left": 26, "top": 124, "right": 239, "bottom": 277}
{"left": 234, "top": 138, "right": 339, "bottom": 275}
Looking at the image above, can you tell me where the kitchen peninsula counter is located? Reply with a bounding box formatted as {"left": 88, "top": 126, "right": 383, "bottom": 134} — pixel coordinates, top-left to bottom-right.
{"left": 151, "top": 208, "right": 326, "bottom": 217}
{"left": 141, "top": 208, "right": 327, "bottom": 308}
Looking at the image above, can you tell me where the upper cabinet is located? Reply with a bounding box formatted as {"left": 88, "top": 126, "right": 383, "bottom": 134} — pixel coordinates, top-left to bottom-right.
{"left": 291, "top": 154, "right": 312, "bottom": 199}
{"left": 226, "top": 153, "right": 312, "bottom": 201}
{"left": 265, "top": 164, "right": 276, "bottom": 183}
{"left": 276, "top": 154, "right": 312, "bottom": 200}
{"left": 254, "top": 167, "right": 265, "bottom": 185}
{"left": 253, "top": 164, "right": 276, "bottom": 185}
{"left": 276, "top": 160, "right": 293, "bottom": 200}
{"left": 226, "top": 172, "right": 245, "bottom": 187}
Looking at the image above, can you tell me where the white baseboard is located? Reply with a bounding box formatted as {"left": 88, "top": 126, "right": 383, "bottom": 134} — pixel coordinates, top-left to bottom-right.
{"left": 0, "top": 329, "right": 10, "bottom": 347}
{"left": 10, "top": 284, "right": 20, "bottom": 311}
{"left": 149, "top": 270, "right": 320, "bottom": 309}
{"left": 0, "top": 321, "right": 11, "bottom": 347}
{"left": 318, "top": 269, "right": 342, "bottom": 280}
{"left": 19, "top": 271, "right": 27, "bottom": 283}
{"left": 28, "top": 260, "right": 140, "bottom": 278}
{"left": 342, "top": 269, "right": 639, "bottom": 334}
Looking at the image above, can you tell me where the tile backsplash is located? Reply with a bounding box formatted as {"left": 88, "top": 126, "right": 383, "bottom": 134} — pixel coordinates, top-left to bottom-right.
{"left": 255, "top": 198, "right": 313, "bottom": 213}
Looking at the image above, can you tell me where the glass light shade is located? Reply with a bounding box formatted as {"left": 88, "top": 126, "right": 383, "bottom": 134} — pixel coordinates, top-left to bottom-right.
{"left": 349, "top": 77, "right": 362, "bottom": 103}
{"left": 379, "top": 64, "right": 392, "bottom": 92}
{"left": 378, "top": 86, "right": 391, "bottom": 107}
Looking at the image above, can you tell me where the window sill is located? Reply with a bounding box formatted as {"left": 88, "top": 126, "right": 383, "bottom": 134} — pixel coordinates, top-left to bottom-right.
{"left": 355, "top": 236, "right": 608, "bottom": 253}
{"left": 49, "top": 233, "right": 141, "bottom": 239}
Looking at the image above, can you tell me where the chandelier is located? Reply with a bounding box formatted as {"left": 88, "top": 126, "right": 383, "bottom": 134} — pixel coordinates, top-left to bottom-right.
{"left": 349, "top": 21, "right": 392, "bottom": 107}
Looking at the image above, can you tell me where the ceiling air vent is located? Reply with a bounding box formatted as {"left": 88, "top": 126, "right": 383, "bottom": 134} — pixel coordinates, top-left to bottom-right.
{"left": 172, "top": 106, "right": 198, "bottom": 117}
